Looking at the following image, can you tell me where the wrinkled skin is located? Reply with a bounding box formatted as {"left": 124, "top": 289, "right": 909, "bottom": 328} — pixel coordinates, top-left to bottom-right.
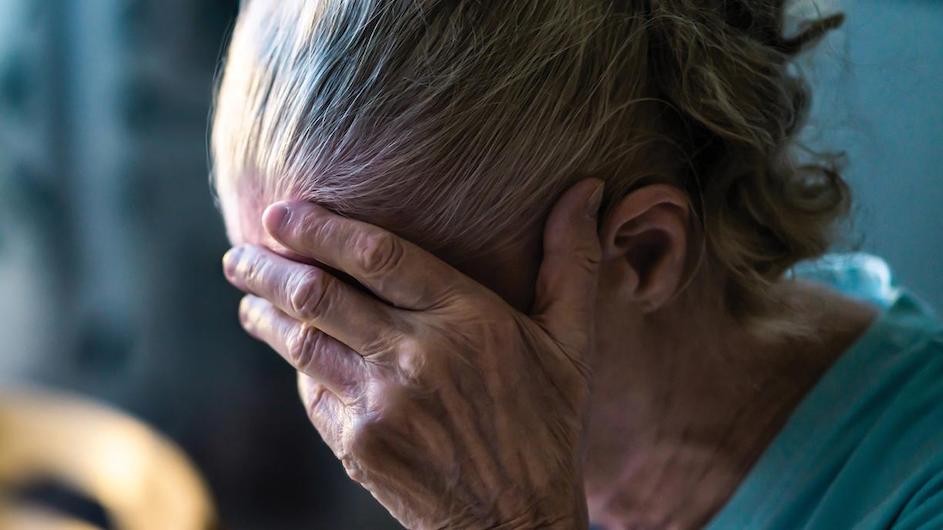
{"left": 223, "top": 179, "right": 605, "bottom": 529}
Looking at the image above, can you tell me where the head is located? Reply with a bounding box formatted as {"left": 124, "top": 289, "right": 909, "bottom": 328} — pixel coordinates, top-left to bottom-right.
{"left": 213, "top": 0, "right": 848, "bottom": 327}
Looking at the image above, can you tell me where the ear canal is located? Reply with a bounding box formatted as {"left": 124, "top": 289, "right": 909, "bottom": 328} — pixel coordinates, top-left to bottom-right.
{"left": 619, "top": 225, "right": 672, "bottom": 293}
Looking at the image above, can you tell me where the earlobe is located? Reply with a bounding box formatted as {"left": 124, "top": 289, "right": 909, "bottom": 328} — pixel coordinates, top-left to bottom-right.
{"left": 600, "top": 185, "right": 691, "bottom": 312}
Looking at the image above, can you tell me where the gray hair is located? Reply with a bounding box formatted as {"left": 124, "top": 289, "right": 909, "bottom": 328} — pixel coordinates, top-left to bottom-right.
{"left": 212, "top": 0, "right": 847, "bottom": 320}
{"left": 213, "top": 0, "right": 671, "bottom": 257}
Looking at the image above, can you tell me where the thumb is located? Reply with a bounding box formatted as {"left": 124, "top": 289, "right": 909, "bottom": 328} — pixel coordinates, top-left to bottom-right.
{"left": 531, "top": 178, "right": 605, "bottom": 354}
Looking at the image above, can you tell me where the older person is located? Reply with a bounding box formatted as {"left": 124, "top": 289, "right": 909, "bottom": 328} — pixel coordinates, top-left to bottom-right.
{"left": 213, "top": 1, "right": 943, "bottom": 528}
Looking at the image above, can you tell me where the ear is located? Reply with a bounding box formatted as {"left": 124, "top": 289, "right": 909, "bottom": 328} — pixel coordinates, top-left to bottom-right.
{"left": 600, "top": 184, "right": 691, "bottom": 312}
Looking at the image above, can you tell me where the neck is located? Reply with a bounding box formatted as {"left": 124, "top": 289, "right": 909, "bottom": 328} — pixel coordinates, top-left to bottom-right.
{"left": 583, "top": 277, "right": 876, "bottom": 529}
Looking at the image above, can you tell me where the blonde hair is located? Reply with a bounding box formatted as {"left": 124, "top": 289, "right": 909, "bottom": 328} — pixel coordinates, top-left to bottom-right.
{"left": 212, "top": 0, "right": 848, "bottom": 320}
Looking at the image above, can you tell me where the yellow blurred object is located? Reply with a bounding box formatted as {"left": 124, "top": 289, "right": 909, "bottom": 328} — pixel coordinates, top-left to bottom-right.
{"left": 0, "top": 501, "right": 102, "bottom": 530}
{"left": 0, "top": 387, "right": 217, "bottom": 530}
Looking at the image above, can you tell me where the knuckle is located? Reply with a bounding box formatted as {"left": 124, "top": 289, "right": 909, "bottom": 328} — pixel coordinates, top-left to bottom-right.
{"left": 289, "top": 269, "right": 330, "bottom": 320}
{"left": 341, "top": 386, "right": 415, "bottom": 482}
{"left": 301, "top": 379, "right": 346, "bottom": 452}
{"left": 356, "top": 231, "right": 403, "bottom": 277}
{"left": 288, "top": 324, "right": 325, "bottom": 369}
{"left": 568, "top": 241, "right": 601, "bottom": 276}
{"left": 341, "top": 453, "right": 367, "bottom": 483}
{"left": 302, "top": 379, "right": 327, "bottom": 416}
{"left": 347, "top": 414, "right": 386, "bottom": 461}
{"left": 393, "top": 335, "right": 430, "bottom": 384}
{"left": 566, "top": 248, "right": 600, "bottom": 279}
{"left": 582, "top": 243, "right": 602, "bottom": 269}
{"left": 241, "top": 249, "right": 267, "bottom": 287}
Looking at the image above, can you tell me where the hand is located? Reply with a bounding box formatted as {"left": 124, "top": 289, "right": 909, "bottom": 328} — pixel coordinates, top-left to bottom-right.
{"left": 223, "top": 179, "right": 605, "bottom": 529}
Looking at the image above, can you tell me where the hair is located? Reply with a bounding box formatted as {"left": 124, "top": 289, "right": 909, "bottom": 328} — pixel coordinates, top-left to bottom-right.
{"left": 212, "top": 0, "right": 849, "bottom": 324}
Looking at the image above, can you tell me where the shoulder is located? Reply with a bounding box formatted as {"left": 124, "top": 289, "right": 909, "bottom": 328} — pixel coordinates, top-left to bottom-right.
{"left": 789, "top": 252, "right": 902, "bottom": 309}
{"left": 797, "top": 255, "right": 943, "bottom": 528}
{"left": 707, "top": 253, "right": 943, "bottom": 530}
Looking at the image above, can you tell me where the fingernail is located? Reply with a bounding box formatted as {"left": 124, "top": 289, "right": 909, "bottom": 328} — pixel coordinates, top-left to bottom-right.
{"left": 585, "top": 182, "right": 605, "bottom": 219}
{"left": 223, "top": 246, "right": 244, "bottom": 279}
{"left": 263, "top": 203, "right": 292, "bottom": 234}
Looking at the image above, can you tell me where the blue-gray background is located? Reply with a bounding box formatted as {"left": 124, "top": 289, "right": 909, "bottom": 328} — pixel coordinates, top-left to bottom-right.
{"left": 0, "top": 1, "right": 939, "bottom": 528}
{"left": 804, "top": 0, "right": 943, "bottom": 310}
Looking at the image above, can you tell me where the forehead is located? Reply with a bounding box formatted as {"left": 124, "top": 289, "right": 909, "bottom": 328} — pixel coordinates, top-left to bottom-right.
{"left": 218, "top": 181, "right": 267, "bottom": 247}
{"left": 217, "top": 177, "right": 327, "bottom": 266}
{"left": 216, "top": 172, "right": 542, "bottom": 312}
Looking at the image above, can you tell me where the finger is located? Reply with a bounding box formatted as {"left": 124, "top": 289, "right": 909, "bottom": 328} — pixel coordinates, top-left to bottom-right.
{"left": 225, "top": 244, "right": 399, "bottom": 354}
{"left": 261, "top": 201, "right": 472, "bottom": 310}
{"left": 239, "top": 294, "right": 365, "bottom": 399}
{"left": 531, "top": 179, "right": 605, "bottom": 354}
{"left": 298, "top": 373, "right": 347, "bottom": 457}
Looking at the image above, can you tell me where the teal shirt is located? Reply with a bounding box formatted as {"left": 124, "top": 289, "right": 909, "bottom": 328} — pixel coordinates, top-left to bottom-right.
{"left": 706, "top": 254, "right": 943, "bottom": 529}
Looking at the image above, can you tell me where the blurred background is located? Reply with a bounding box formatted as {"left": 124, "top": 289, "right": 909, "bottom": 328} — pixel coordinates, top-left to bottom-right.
{"left": 0, "top": 0, "right": 939, "bottom": 529}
